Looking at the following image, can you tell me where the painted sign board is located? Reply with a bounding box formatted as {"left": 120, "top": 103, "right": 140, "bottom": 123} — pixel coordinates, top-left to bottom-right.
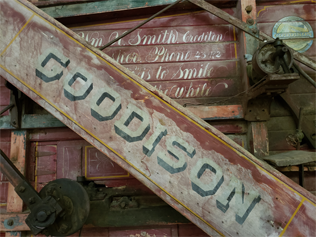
{"left": 0, "top": 0, "right": 315, "bottom": 236}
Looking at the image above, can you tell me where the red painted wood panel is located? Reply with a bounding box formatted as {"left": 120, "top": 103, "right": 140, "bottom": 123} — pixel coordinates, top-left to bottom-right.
{"left": 76, "top": 25, "right": 236, "bottom": 48}
{"left": 125, "top": 61, "right": 239, "bottom": 81}
{"left": 36, "top": 144, "right": 57, "bottom": 191}
{"left": 257, "top": 3, "right": 316, "bottom": 22}
{"left": 56, "top": 140, "right": 87, "bottom": 180}
{"left": 29, "top": 128, "right": 82, "bottom": 141}
{"left": 72, "top": 9, "right": 237, "bottom": 31}
{"left": 0, "top": 87, "right": 10, "bottom": 105}
{"left": 0, "top": 131, "right": 10, "bottom": 211}
{"left": 178, "top": 224, "right": 208, "bottom": 237}
{"left": 104, "top": 43, "right": 237, "bottom": 64}
{"left": 150, "top": 79, "right": 237, "bottom": 99}
{"left": 85, "top": 146, "right": 130, "bottom": 180}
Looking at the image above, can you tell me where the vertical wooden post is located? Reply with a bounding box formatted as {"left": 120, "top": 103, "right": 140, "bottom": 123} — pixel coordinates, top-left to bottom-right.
{"left": 5, "top": 130, "right": 28, "bottom": 237}
{"left": 248, "top": 122, "right": 269, "bottom": 158}
{"left": 238, "top": 0, "right": 269, "bottom": 159}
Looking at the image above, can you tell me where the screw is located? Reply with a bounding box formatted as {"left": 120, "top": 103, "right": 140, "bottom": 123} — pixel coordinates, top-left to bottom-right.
{"left": 19, "top": 186, "right": 26, "bottom": 193}
{"left": 245, "top": 5, "right": 252, "bottom": 13}
{"left": 7, "top": 219, "right": 14, "bottom": 226}
{"left": 37, "top": 211, "right": 48, "bottom": 222}
{"left": 252, "top": 28, "right": 258, "bottom": 34}
{"left": 247, "top": 18, "right": 254, "bottom": 25}
{"left": 29, "top": 197, "right": 36, "bottom": 204}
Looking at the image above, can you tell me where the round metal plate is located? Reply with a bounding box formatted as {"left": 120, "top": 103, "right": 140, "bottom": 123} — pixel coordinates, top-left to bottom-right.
{"left": 39, "top": 178, "right": 90, "bottom": 236}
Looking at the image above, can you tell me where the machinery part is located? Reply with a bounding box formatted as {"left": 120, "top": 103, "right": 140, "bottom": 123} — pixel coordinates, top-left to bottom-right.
{"left": 188, "top": 0, "right": 316, "bottom": 71}
{"left": 280, "top": 92, "right": 316, "bottom": 149}
{"left": 243, "top": 73, "right": 299, "bottom": 121}
{"left": 251, "top": 39, "right": 294, "bottom": 84}
{"left": 293, "top": 62, "right": 316, "bottom": 88}
{"left": 39, "top": 179, "right": 90, "bottom": 236}
{"left": 99, "top": 0, "right": 182, "bottom": 50}
{"left": 0, "top": 149, "right": 90, "bottom": 236}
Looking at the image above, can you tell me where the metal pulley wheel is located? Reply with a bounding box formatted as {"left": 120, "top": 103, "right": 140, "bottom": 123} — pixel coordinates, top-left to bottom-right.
{"left": 251, "top": 39, "right": 294, "bottom": 83}
{"left": 38, "top": 179, "right": 90, "bottom": 236}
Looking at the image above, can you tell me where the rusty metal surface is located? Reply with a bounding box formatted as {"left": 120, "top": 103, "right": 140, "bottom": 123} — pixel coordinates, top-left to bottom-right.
{"left": 0, "top": 0, "right": 316, "bottom": 236}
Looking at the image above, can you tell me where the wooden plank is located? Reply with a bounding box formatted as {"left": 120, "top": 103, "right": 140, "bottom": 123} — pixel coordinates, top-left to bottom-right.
{"left": 124, "top": 61, "right": 239, "bottom": 82}
{"left": 0, "top": 213, "right": 29, "bottom": 232}
{"left": 257, "top": 3, "right": 316, "bottom": 22}
{"left": 0, "top": 1, "right": 316, "bottom": 235}
{"left": 76, "top": 25, "right": 235, "bottom": 48}
{"left": 263, "top": 151, "right": 316, "bottom": 167}
{"left": 29, "top": 128, "right": 82, "bottom": 141}
{"left": 40, "top": 0, "right": 179, "bottom": 18}
{"left": 187, "top": 105, "right": 243, "bottom": 120}
{"left": 0, "top": 87, "right": 10, "bottom": 106}
{"left": 5, "top": 130, "right": 27, "bottom": 237}
{"left": 248, "top": 122, "right": 269, "bottom": 158}
{"left": 101, "top": 43, "right": 237, "bottom": 64}
{"left": 150, "top": 78, "right": 238, "bottom": 99}
{"left": 71, "top": 9, "right": 238, "bottom": 31}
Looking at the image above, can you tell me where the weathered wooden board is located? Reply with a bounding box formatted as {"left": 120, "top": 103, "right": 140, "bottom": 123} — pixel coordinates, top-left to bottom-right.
{"left": 1, "top": 1, "right": 316, "bottom": 236}
{"left": 102, "top": 43, "right": 237, "bottom": 64}
{"left": 263, "top": 151, "right": 316, "bottom": 167}
{"left": 71, "top": 9, "right": 237, "bottom": 31}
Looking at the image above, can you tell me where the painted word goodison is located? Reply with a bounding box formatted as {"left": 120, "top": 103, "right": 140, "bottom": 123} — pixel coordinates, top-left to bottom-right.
{"left": 2, "top": 1, "right": 315, "bottom": 236}
{"left": 36, "top": 48, "right": 261, "bottom": 225}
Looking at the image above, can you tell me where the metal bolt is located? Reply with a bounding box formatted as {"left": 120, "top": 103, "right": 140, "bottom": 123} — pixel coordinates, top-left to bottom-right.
{"left": 37, "top": 211, "right": 48, "bottom": 222}
{"left": 252, "top": 28, "right": 258, "bottom": 34}
{"left": 19, "top": 186, "right": 26, "bottom": 193}
{"left": 58, "top": 223, "right": 69, "bottom": 234}
{"left": 120, "top": 202, "right": 126, "bottom": 208}
{"left": 7, "top": 219, "right": 14, "bottom": 226}
{"left": 246, "top": 18, "right": 254, "bottom": 25}
{"left": 245, "top": 5, "right": 252, "bottom": 13}
{"left": 29, "top": 197, "right": 36, "bottom": 204}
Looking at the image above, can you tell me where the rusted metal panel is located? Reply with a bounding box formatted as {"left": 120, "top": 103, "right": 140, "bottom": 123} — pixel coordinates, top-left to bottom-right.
{"left": 0, "top": 1, "right": 316, "bottom": 236}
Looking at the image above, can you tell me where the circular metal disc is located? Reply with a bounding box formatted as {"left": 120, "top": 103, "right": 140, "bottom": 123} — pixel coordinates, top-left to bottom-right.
{"left": 39, "top": 179, "right": 90, "bottom": 236}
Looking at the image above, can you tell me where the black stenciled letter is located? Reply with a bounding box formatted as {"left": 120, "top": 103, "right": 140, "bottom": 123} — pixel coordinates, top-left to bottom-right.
{"left": 157, "top": 136, "right": 195, "bottom": 174}
{"left": 216, "top": 176, "right": 261, "bottom": 225}
{"left": 91, "top": 87, "right": 121, "bottom": 121}
{"left": 114, "top": 103, "right": 150, "bottom": 142}
{"left": 190, "top": 158, "right": 224, "bottom": 197}
{"left": 36, "top": 48, "right": 70, "bottom": 82}
{"left": 143, "top": 123, "right": 167, "bottom": 157}
{"left": 63, "top": 68, "right": 93, "bottom": 101}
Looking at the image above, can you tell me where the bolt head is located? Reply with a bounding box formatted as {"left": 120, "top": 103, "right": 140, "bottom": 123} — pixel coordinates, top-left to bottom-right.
{"left": 7, "top": 219, "right": 14, "bottom": 226}
{"left": 37, "top": 211, "right": 48, "bottom": 222}
{"left": 245, "top": 5, "right": 253, "bottom": 13}
{"left": 19, "top": 186, "right": 26, "bottom": 193}
{"left": 247, "top": 18, "right": 254, "bottom": 25}
{"left": 28, "top": 197, "right": 36, "bottom": 204}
